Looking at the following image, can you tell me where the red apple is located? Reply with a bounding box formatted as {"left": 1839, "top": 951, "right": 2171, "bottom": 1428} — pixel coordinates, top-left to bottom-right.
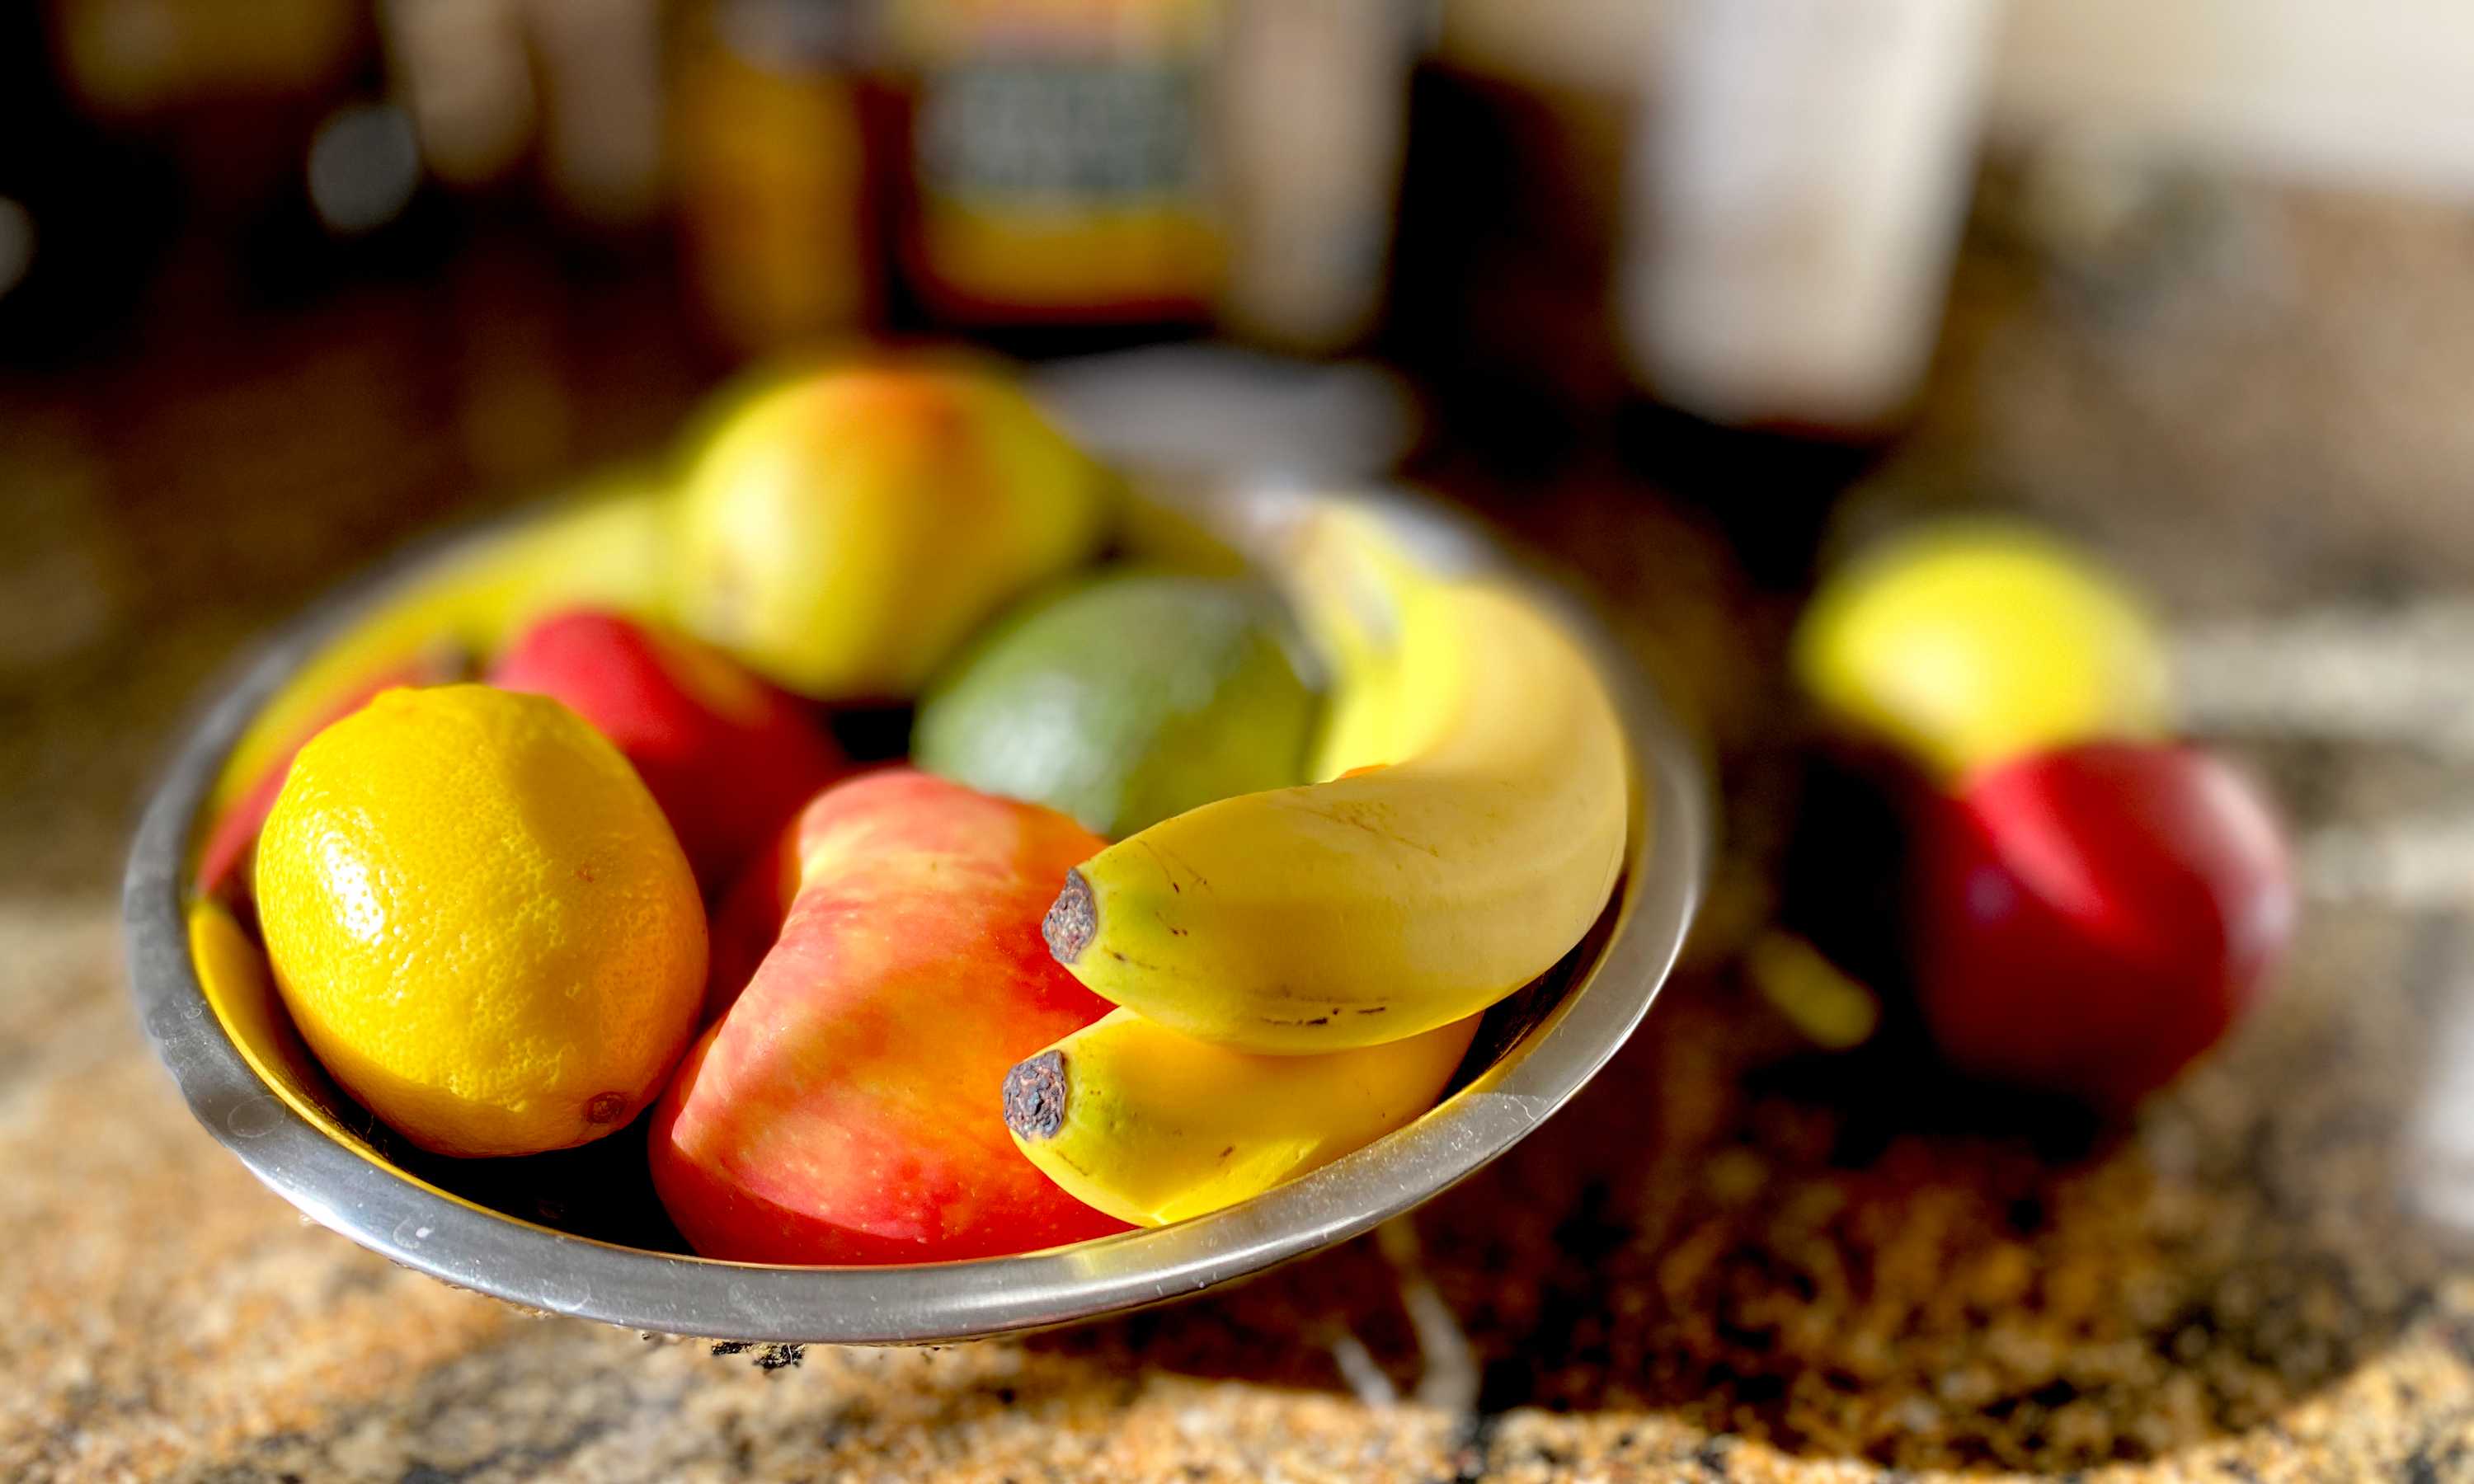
{"left": 650, "top": 768, "right": 1130, "bottom": 1263}
{"left": 1915, "top": 741, "right": 2294, "bottom": 1108}
{"left": 701, "top": 819, "right": 800, "bottom": 1021}
{"left": 488, "top": 609, "right": 847, "bottom": 890}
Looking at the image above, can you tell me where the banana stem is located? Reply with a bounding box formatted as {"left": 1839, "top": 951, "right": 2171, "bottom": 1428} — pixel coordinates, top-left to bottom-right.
{"left": 1042, "top": 867, "right": 1098, "bottom": 965}
{"left": 1004, "top": 1050, "right": 1070, "bottom": 1141}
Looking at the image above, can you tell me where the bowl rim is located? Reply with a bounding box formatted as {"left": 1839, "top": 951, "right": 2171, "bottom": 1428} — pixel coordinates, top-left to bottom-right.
{"left": 122, "top": 477, "right": 1709, "bottom": 1343}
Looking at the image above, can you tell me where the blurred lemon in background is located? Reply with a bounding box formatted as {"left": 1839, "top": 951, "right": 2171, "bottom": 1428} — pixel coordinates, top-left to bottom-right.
{"left": 1794, "top": 520, "right": 2170, "bottom": 778}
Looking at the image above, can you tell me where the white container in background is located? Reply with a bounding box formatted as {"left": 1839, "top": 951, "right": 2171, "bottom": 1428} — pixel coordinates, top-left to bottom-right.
{"left": 1621, "top": 0, "right": 2001, "bottom": 430}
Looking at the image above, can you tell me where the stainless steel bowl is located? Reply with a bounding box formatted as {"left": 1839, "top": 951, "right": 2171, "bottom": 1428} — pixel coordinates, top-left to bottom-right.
{"left": 123, "top": 479, "right": 1708, "bottom": 1343}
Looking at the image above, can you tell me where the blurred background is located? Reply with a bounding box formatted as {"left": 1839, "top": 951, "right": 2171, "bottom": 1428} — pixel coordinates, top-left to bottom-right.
{"left": 12, "top": 1, "right": 2474, "bottom": 1478}
{"left": 7, "top": 0, "right": 2474, "bottom": 689}
{"left": 7, "top": 0, "right": 2474, "bottom": 552}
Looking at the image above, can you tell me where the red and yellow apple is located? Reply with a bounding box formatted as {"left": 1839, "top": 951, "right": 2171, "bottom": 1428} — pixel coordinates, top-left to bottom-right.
{"left": 670, "top": 359, "right": 1108, "bottom": 700}
{"left": 701, "top": 821, "right": 801, "bottom": 1021}
{"left": 650, "top": 768, "right": 1129, "bottom": 1263}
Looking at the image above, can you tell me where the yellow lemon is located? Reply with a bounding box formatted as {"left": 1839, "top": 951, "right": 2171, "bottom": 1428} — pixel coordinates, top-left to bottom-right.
{"left": 254, "top": 684, "right": 708, "bottom": 1157}
{"left": 1794, "top": 520, "right": 2171, "bottom": 779}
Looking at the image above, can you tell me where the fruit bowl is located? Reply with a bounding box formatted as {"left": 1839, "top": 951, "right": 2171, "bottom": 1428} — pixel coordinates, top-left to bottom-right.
{"left": 123, "top": 477, "right": 1708, "bottom": 1343}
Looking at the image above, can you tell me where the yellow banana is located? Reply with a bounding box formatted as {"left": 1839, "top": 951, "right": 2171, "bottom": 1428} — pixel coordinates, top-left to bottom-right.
{"left": 1002, "top": 1007, "right": 1481, "bottom": 1226}
{"left": 1040, "top": 505, "right": 1630, "bottom": 1053}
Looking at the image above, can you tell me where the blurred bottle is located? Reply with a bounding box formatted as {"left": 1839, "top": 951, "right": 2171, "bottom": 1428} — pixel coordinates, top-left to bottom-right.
{"left": 1620, "top": 0, "right": 1999, "bottom": 434}
{"left": 525, "top": 0, "right": 667, "bottom": 229}
{"left": 887, "top": 0, "right": 1222, "bottom": 341}
{"left": 1214, "top": 0, "right": 1420, "bottom": 354}
{"left": 385, "top": 0, "right": 669, "bottom": 236}
{"left": 673, "top": 0, "right": 877, "bottom": 353}
{"left": 378, "top": 0, "right": 536, "bottom": 195}
{"left": 886, "top": 0, "right": 1418, "bottom": 355}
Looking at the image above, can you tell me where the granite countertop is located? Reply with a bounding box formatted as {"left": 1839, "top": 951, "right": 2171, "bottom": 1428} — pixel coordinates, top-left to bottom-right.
{"left": 9, "top": 180, "right": 2474, "bottom": 1482}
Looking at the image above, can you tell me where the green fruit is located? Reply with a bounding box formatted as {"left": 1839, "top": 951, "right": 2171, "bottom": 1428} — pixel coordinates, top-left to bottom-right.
{"left": 916, "top": 571, "right": 1320, "bottom": 839}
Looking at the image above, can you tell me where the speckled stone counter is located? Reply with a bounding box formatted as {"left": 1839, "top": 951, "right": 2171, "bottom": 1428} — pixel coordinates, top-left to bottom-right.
{"left": 10, "top": 182, "right": 2474, "bottom": 1482}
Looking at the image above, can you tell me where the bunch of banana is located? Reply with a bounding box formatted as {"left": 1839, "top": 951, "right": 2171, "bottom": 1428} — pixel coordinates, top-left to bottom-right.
{"left": 1005, "top": 502, "right": 1631, "bottom": 1223}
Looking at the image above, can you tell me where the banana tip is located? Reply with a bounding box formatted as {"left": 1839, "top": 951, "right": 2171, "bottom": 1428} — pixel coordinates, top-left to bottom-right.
{"left": 1042, "top": 867, "right": 1095, "bottom": 965}
{"left": 1004, "top": 1050, "right": 1068, "bottom": 1141}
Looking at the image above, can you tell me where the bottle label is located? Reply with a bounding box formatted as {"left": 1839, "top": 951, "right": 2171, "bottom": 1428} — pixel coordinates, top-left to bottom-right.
{"left": 910, "top": 56, "right": 1220, "bottom": 318}
{"left": 920, "top": 62, "right": 1199, "bottom": 201}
